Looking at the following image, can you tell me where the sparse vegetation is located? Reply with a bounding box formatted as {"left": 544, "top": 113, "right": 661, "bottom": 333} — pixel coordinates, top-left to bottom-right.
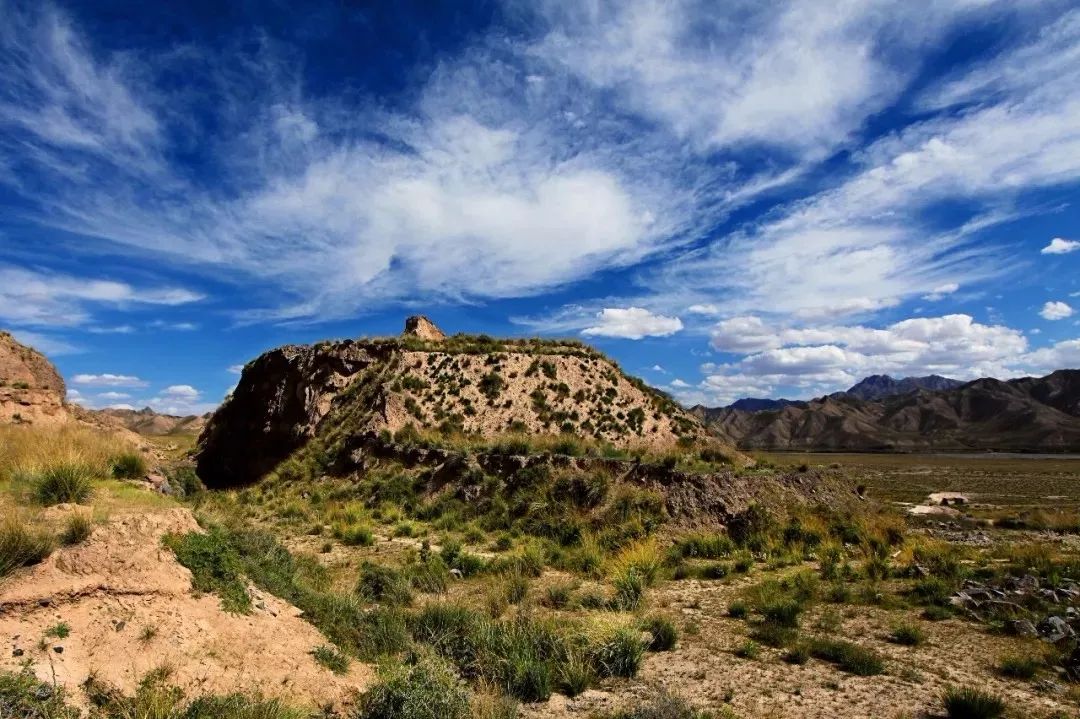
{"left": 60, "top": 512, "right": 93, "bottom": 545}
{"left": 942, "top": 686, "right": 1007, "bottom": 719}
{"left": 0, "top": 514, "right": 53, "bottom": 576}
{"left": 310, "top": 644, "right": 350, "bottom": 674}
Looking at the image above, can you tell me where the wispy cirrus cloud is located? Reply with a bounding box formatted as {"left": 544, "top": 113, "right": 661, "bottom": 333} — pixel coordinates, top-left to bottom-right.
{"left": 0, "top": 265, "right": 202, "bottom": 328}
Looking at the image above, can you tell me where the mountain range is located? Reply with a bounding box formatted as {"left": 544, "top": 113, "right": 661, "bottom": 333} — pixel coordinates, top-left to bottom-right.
{"left": 693, "top": 370, "right": 1080, "bottom": 452}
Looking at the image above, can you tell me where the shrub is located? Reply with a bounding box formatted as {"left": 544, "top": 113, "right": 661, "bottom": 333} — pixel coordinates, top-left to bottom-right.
{"left": 997, "top": 653, "right": 1039, "bottom": 680}
{"left": 358, "top": 655, "right": 471, "bottom": 719}
{"left": 942, "top": 687, "right": 1007, "bottom": 719}
{"left": 641, "top": 615, "right": 678, "bottom": 651}
{"left": 0, "top": 516, "right": 53, "bottom": 576}
{"left": 311, "top": 645, "right": 349, "bottom": 674}
{"left": 357, "top": 562, "right": 413, "bottom": 606}
{"left": 592, "top": 627, "right": 646, "bottom": 678}
{"left": 46, "top": 621, "right": 70, "bottom": 639}
{"left": 889, "top": 622, "right": 925, "bottom": 646}
{"left": 60, "top": 513, "right": 93, "bottom": 545}
{"left": 672, "top": 532, "right": 734, "bottom": 559}
{"left": 727, "top": 601, "right": 748, "bottom": 619}
{"left": 783, "top": 643, "right": 810, "bottom": 665}
{"left": 34, "top": 462, "right": 95, "bottom": 505}
{"left": 808, "top": 638, "right": 884, "bottom": 675}
{"left": 111, "top": 452, "right": 147, "bottom": 479}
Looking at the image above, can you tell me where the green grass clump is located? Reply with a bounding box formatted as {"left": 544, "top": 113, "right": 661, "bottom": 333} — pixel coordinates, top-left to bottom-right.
{"left": 34, "top": 462, "right": 95, "bottom": 505}
{"left": 405, "top": 555, "right": 450, "bottom": 594}
{"left": 611, "top": 567, "right": 646, "bottom": 610}
{"left": 163, "top": 527, "right": 251, "bottom": 613}
{"left": 727, "top": 600, "right": 748, "bottom": 619}
{"left": 0, "top": 669, "right": 79, "bottom": 718}
{"left": 807, "top": 638, "right": 884, "bottom": 675}
{"left": 46, "top": 621, "right": 70, "bottom": 639}
{"left": 60, "top": 513, "right": 93, "bottom": 545}
{"left": 997, "top": 653, "right": 1039, "bottom": 680}
{"left": 591, "top": 627, "right": 646, "bottom": 679}
{"left": 541, "top": 581, "right": 575, "bottom": 609}
{"left": 357, "top": 561, "right": 413, "bottom": 606}
{"left": 111, "top": 451, "right": 147, "bottom": 479}
{"left": 334, "top": 523, "right": 375, "bottom": 546}
{"left": 889, "top": 621, "right": 926, "bottom": 646}
{"left": 641, "top": 615, "right": 678, "bottom": 651}
{"left": 310, "top": 645, "right": 349, "bottom": 674}
{"left": 942, "top": 686, "right": 1007, "bottom": 719}
{"left": 0, "top": 516, "right": 53, "bottom": 576}
{"left": 760, "top": 598, "right": 804, "bottom": 628}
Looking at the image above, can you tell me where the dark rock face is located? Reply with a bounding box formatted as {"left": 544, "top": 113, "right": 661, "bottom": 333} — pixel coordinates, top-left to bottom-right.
{"left": 195, "top": 341, "right": 386, "bottom": 487}
{"left": 700, "top": 369, "right": 1080, "bottom": 452}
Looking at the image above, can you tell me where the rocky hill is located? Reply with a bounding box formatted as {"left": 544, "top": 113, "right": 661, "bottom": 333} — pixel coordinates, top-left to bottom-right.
{"left": 700, "top": 369, "right": 1080, "bottom": 452}
{"left": 0, "top": 330, "right": 68, "bottom": 425}
{"left": 196, "top": 317, "right": 718, "bottom": 487}
{"left": 94, "top": 406, "right": 209, "bottom": 436}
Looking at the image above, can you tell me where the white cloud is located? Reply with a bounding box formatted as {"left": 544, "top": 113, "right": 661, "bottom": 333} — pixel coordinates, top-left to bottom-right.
{"left": 96, "top": 391, "right": 130, "bottom": 400}
{"left": 71, "top": 373, "right": 147, "bottom": 387}
{"left": 650, "top": 364, "right": 666, "bottom": 373}
{"left": 0, "top": 265, "right": 201, "bottom": 328}
{"left": 530, "top": 0, "right": 985, "bottom": 155}
{"left": 1022, "top": 338, "right": 1080, "bottom": 372}
{"left": 105, "top": 403, "right": 136, "bottom": 410}
{"left": 582, "top": 307, "right": 683, "bottom": 339}
{"left": 685, "top": 313, "right": 1033, "bottom": 405}
{"left": 1040, "top": 301, "right": 1074, "bottom": 320}
{"left": 922, "top": 282, "right": 960, "bottom": 301}
{"left": 87, "top": 325, "right": 135, "bottom": 334}
{"left": 227, "top": 364, "right": 245, "bottom": 375}
{"left": 1042, "top": 237, "right": 1080, "bottom": 254}
{"left": 160, "top": 384, "right": 199, "bottom": 399}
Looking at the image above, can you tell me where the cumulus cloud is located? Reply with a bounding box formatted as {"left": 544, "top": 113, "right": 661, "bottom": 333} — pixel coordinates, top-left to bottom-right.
{"left": 160, "top": 384, "right": 199, "bottom": 399}
{"left": 678, "top": 314, "right": 1034, "bottom": 405}
{"left": 1041, "top": 301, "right": 1074, "bottom": 320}
{"left": 582, "top": 307, "right": 683, "bottom": 339}
{"left": 1042, "top": 237, "right": 1080, "bottom": 254}
{"left": 227, "top": 364, "right": 245, "bottom": 374}
{"left": 96, "top": 391, "right": 130, "bottom": 400}
{"left": 71, "top": 373, "right": 147, "bottom": 387}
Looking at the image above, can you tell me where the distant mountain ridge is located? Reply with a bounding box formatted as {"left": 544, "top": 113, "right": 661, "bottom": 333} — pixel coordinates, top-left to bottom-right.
{"left": 840, "top": 374, "right": 964, "bottom": 401}
{"left": 695, "top": 369, "right": 1080, "bottom": 452}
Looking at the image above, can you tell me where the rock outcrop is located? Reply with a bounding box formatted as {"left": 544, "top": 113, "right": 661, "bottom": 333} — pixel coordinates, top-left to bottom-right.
{"left": 196, "top": 319, "right": 717, "bottom": 487}
{"left": 403, "top": 314, "right": 446, "bottom": 341}
{"left": 0, "top": 330, "right": 68, "bottom": 425}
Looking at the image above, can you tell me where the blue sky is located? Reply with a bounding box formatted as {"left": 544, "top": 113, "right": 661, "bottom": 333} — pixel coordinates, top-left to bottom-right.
{"left": 2, "top": 0, "right": 1080, "bottom": 414}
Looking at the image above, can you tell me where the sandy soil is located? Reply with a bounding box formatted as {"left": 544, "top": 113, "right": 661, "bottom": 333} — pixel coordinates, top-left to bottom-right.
{"left": 0, "top": 506, "right": 371, "bottom": 710}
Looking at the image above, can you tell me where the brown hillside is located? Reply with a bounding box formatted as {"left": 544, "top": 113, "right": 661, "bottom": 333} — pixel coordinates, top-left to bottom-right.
{"left": 700, "top": 369, "right": 1080, "bottom": 451}
{"left": 196, "top": 318, "right": 718, "bottom": 487}
{"left": 0, "top": 330, "right": 67, "bottom": 426}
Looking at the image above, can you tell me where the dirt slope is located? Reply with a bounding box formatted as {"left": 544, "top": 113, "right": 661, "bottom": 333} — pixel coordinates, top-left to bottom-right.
{"left": 0, "top": 506, "right": 370, "bottom": 708}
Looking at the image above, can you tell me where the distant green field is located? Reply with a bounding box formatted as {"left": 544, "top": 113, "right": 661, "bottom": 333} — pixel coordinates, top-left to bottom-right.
{"left": 754, "top": 451, "right": 1080, "bottom": 508}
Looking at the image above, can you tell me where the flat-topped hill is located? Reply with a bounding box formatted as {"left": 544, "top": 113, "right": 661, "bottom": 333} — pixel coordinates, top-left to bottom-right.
{"left": 195, "top": 317, "right": 721, "bottom": 487}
